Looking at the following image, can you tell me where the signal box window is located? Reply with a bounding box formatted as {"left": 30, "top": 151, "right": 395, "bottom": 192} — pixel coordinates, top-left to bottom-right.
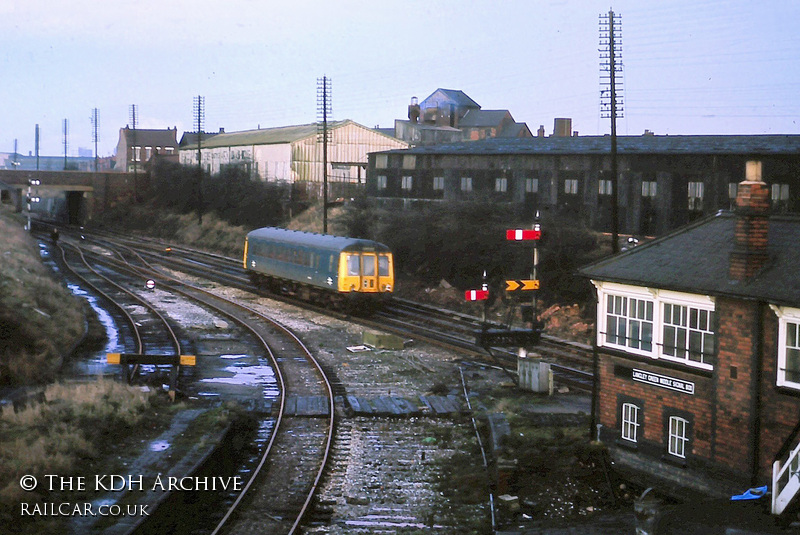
{"left": 668, "top": 416, "right": 689, "bottom": 458}
{"left": 662, "top": 303, "right": 715, "bottom": 368}
{"left": 621, "top": 403, "right": 640, "bottom": 443}
{"left": 606, "top": 294, "right": 653, "bottom": 352}
{"left": 778, "top": 317, "right": 800, "bottom": 389}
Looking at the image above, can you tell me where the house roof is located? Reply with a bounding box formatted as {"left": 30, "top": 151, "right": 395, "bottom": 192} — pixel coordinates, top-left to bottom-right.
{"left": 376, "top": 134, "right": 800, "bottom": 156}
{"left": 198, "top": 120, "right": 402, "bottom": 149}
{"left": 121, "top": 128, "right": 178, "bottom": 147}
{"left": 579, "top": 211, "right": 800, "bottom": 307}
{"left": 497, "top": 122, "right": 532, "bottom": 138}
{"left": 179, "top": 131, "right": 220, "bottom": 148}
{"left": 458, "top": 109, "right": 512, "bottom": 128}
{"left": 421, "top": 89, "right": 481, "bottom": 109}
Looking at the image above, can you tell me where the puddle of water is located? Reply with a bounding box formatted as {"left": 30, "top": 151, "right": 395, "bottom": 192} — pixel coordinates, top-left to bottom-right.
{"left": 67, "top": 283, "right": 121, "bottom": 355}
{"left": 220, "top": 354, "right": 248, "bottom": 360}
{"left": 200, "top": 364, "right": 279, "bottom": 398}
{"left": 149, "top": 440, "right": 170, "bottom": 452}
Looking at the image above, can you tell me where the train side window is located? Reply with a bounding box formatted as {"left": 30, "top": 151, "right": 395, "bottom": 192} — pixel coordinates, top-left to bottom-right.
{"left": 362, "top": 255, "right": 375, "bottom": 276}
{"left": 329, "top": 255, "right": 335, "bottom": 273}
{"left": 379, "top": 255, "right": 390, "bottom": 276}
{"left": 347, "top": 254, "right": 360, "bottom": 276}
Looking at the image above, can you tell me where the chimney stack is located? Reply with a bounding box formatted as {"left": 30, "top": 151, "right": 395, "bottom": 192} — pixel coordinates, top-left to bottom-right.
{"left": 729, "top": 161, "right": 770, "bottom": 281}
{"left": 408, "top": 96, "right": 420, "bottom": 124}
{"left": 537, "top": 125, "right": 545, "bottom": 137}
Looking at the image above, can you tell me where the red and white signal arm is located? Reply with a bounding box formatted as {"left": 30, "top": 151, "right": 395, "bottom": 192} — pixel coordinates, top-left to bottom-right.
{"left": 506, "top": 229, "right": 541, "bottom": 241}
{"left": 465, "top": 289, "right": 489, "bottom": 301}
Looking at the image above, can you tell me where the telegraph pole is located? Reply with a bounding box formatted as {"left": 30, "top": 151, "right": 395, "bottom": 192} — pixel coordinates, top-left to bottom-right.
{"left": 63, "top": 119, "right": 69, "bottom": 171}
{"left": 91, "top": 108, "right": 99, "bottom": 172}
{"left": 35, "top": 124, "right": 40, "bottom": 170}
{"left": 130, "top": 105, "right": 139, "bottom": 202}
{"left": 600, "top": 9, "right": 624, "bottom": 253}
{"left": 194, "top": 95, "right": 205, "bottom": 225}
{"left": 317, "top": 76, "right": 332, "bottom": 234}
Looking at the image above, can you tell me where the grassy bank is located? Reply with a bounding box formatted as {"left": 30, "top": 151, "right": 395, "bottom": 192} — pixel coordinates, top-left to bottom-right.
{"left": 0, "top": 208, "right": 85, "bottom": 384}
{"left": 0, "top": 378, "right": 155, "bottom": 524}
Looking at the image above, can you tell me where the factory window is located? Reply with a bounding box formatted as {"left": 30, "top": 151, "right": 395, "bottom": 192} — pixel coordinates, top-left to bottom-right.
{"left": 165, "top": 147, "right": 174, "bottom": 154}
{"left": 621, "top": 403, "right": 641, "bottom": 444}
{"left": 376, "top": 175, "right": 387, "bottom": 190}
{"left": 402, "top": 155, "right": 416, "bottom": 170}
{"left": 461, "top": 177, "right": 473, "bottom": 192}
{"left": 775, "top": 306, "right": 800, "bottom": 390}
{"left": 401, "top": 176, "right": 413, "bottom": 191}
{"left": 662, "top": 303, "right": 715, "bottom": 368}
{"left": 133, "top": 147, "right": 141, "bottom": 162}
{"left": 668, "top": 416, "right": 689, "bottom": 459}
{"left": 605, "top": 294, "right": 653, "bottom": 353}
{"left": 495, "top": 178, "right": 508, "bottom": 193}
{"left": 728, "top": 182, "right": 738, "bottom": 200}
{"left": 772, "top": 183, "right": 790, "bottom": 202}
{"left": 642, "top": 181, "right": 657, "bottom": 197}
{"left": 145, "top": 147, "right": 152, "bottom": 160}
{"left": 433, "top": 176, "right": 445, "bottom": 190}
{"left": 599, "top": 179, "right": 613, "bottom": 195}
{"left": 688, "top": 182, "right": 704, "bottom": 210}
{"left": 525, "top": 178, "right": 539, "bottom": 193}
{"left": 564, "top": 179, "right": 578, "bottom": 194}
{"left": 375, "top": 154, "right": 388, "bottom": 169}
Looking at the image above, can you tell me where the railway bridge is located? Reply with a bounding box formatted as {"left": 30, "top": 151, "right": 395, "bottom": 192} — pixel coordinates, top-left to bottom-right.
{"left": 0, "top": 169, "right": 138, "bottom": 225}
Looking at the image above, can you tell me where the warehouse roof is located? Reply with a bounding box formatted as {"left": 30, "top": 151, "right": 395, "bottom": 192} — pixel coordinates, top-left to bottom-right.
{"left": 377, "top": 134, "right": 800, "bottom": 156}
{"left": 579, "top": 211, "right": 800, "bottom": 306}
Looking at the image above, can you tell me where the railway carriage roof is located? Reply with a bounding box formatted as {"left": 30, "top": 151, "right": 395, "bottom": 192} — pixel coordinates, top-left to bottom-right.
{"left": 246, "top": 227, "right": 391, "bottom": 253}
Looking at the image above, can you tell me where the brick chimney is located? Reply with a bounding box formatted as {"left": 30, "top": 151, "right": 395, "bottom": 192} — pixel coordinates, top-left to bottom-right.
{"left": 729, "top": 160, "right": 770, "bottom": 281}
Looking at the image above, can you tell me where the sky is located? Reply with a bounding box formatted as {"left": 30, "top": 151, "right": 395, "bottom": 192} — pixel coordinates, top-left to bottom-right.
{"left": 1, "top": 0, "right": 798, "bottom": 157}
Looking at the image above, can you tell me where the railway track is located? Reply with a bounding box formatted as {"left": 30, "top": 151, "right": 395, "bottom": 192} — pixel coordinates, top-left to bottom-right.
{"left": 50, "top": 231, "right": 336, "bottom": 535}
{"left": 74, "top": 227, "right": 596, "bottom": 392}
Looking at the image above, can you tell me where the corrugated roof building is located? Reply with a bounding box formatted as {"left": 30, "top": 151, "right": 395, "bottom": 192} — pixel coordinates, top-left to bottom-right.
{"left": 179, "top": 120, "right": 408, "bottom": 200}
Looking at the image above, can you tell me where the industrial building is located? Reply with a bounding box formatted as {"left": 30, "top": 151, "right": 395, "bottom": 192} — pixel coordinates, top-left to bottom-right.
{"left": 178, "top": 120, "right": 408, "bottom": 201}
{"left": 366, "top": 133, "right": 800, "bottom": 236}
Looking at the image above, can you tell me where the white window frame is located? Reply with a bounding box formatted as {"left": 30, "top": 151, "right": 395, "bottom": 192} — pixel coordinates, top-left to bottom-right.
{"left": 771, "top": 306, "right": 800, "bottom": 390}
{"left": 668, "top": 416, "right": 689, "bottom": 458}
{"left": 461, "top": 177, "right": 473, "bottom": 192}
{"left": 621, "top": 403, "right": 640, "bottom": 443}
{"left": 599, "top": 179, "right": 613, "bottom": 195}
{"left": 376, "top": 175, "right": 387, "bottom": 190}
{"left": 642, "top": 181, "right": 657, "bottom": 198}
{"left": 661, "top": 302, "right": 715, "bottom": 368}
{"left": 433, "top": 176, "right": 444, "bottom": 191}
{"left": 133, "top": 146, "right": 141, "bottom": 162}
{"left": 495, "top": 177, "right": 508, "bottom": 193}
{"left": 525, "top": 178, "right": 539, "bottom": 193}
{"left": 593, "top": 282, "right": 716, "bottom": 370}
{"left": 401, "top": 175, "right": 413, "bottom": 191}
